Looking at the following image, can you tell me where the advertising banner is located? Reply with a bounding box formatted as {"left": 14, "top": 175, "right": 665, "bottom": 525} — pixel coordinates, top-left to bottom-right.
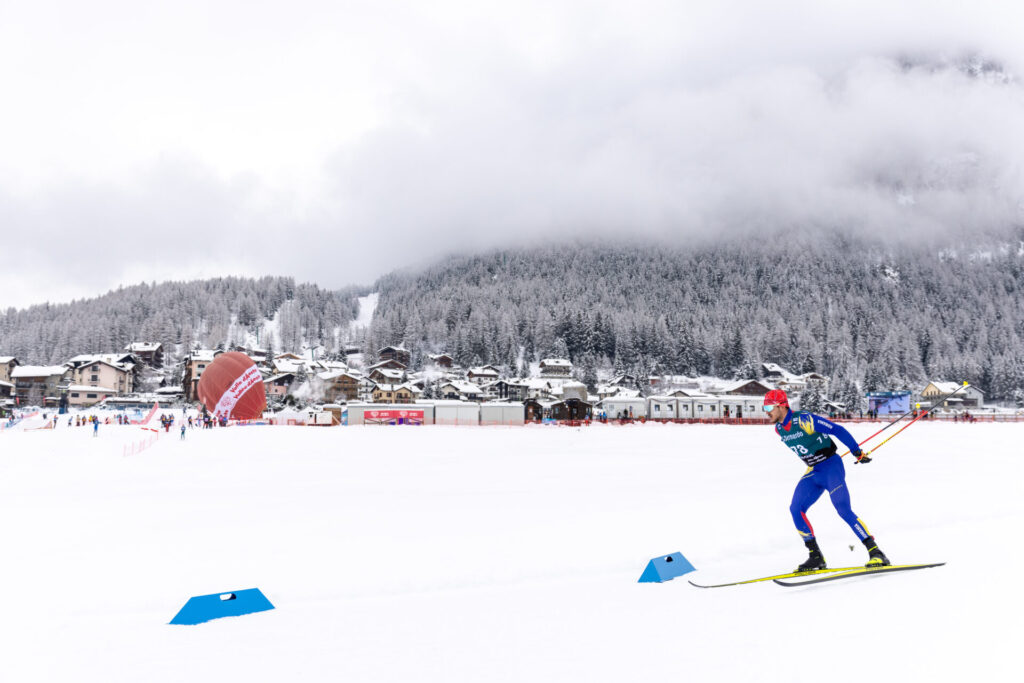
{"left": 364, "top": 409, "right": 424, "bottom": 426}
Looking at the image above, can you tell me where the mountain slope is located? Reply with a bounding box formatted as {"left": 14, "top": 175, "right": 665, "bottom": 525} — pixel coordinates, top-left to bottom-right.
{"left": 365, "top": 233, "right": 1024, "bottom": 401}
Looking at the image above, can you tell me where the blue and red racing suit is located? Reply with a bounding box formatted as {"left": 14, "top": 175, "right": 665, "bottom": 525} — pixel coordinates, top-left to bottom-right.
{"left": 775, "top": 410, "right": 872, "bottom": 542}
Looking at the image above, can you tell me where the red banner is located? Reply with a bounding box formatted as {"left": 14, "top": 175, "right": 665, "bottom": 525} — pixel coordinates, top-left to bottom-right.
{"left": 365, "top": 409, "right": 424, "bottom": 425}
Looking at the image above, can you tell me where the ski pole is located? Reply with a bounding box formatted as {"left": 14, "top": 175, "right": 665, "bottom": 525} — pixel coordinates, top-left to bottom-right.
{"left": 851, "top": 383, "right": 966, "bottom": 449}
{"left": 840, "top": 383, "right": 967, "bottom": 459}
{"left": 860, "top": 409, "right": 931, "bottom": 456}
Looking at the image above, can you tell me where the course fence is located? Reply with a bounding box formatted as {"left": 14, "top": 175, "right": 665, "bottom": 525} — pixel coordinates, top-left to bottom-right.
{"left": 122, "top": 429, "right": 160, "bottom": 457}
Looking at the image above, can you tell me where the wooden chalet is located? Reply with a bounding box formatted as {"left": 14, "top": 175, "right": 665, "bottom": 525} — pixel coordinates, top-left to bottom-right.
{"left": 487, "top": 379, "right": 528, "bottom": 402}
{"left": 437, "top": 381, "right": 484, "bottom": 402}
{"left": 716, "top": 379, "right": 773, "bottom": 396}
{"left": 0, "top": 357, "right": 21, "bottom": 383}
{"left": 378, "top": 346, "right": 411, "bottom": 366}
{"left": 125, "top": 342, "right": 164, "bottom": 368}
{"left": 921, "top": 381, "right": 984, "bottom": 408}
{"left": 372, "top": 383, "right": 418, "bottom": 404}
{"left": 10, "top": 365, "right": 72, "bottom": 406}
{"left": 264, "top": 373, "right": 296, "bottom": 398}
{"left": 369, "top": 367, "right": 406, "bottom": 385}
{"left": 539, "top": 358, "right": 572, "bottom": 378}
{"left": 550, "top": 398, "right": 593, "bottom": 421}
{"left": 466, "top": 365, "right": 501, "bottom": 383}
{"left": 428, "top": 353, "right": 454, "bottom": 369}
{"left": 318, "top": 370, "right": 361, "bottom": 402}
{"left": 367, "top": 359, "right": 408, "bottom": 372}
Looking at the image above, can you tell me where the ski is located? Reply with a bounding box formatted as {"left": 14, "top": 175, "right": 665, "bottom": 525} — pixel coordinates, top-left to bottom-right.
{"left": 687, "top": 565, "right": 866, "bottom": 589}
{"left": 773, "top": 562, "right": 945, "bottom": 586}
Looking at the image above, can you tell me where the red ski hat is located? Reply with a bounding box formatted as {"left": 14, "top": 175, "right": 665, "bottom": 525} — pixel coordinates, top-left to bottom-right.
{"left": 763, "top": 389, "right": 789, "bottom": 408}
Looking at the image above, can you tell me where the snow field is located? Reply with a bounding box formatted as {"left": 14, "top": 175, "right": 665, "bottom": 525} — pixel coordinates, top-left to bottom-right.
{"left": 0, "top": 421, "right": 1020, "bottom": 682}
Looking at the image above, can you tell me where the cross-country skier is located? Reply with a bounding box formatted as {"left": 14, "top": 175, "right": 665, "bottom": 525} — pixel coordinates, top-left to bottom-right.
{"left": 763, "top": 389, "right": 890, "bottom": 571}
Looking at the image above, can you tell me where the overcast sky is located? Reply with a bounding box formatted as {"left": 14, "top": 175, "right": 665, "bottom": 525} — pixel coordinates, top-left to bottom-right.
{"left": 2, "top": 0, "right": 1024, "bottom": 309}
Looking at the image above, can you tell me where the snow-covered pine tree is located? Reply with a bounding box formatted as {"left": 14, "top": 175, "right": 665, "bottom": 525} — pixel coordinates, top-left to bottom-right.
{"left": 799, "top": 382, "right": 824, "bottom": 413}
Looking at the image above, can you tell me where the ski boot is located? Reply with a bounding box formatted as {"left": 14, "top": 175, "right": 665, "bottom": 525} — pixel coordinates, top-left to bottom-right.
{"left": 863, "top": 536, "right": 890, "bottom": 568}
{"left": 796, "top": 539, "right": 827, "bottom": 573}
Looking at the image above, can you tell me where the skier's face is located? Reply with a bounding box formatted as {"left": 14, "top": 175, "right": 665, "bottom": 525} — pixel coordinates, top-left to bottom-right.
{"left": 766, "top": 404, "right": 786, "bottom": 423}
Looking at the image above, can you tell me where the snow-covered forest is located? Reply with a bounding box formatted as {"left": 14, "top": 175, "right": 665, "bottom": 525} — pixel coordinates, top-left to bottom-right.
{"left": 364, "top": 232, "right": 1024, "bottom": 403}
{"left": 3, "top": 231, "right": 1024, "bottom": 403}
{"left": 0, "top": 277, "right": 362, "bottom": 365}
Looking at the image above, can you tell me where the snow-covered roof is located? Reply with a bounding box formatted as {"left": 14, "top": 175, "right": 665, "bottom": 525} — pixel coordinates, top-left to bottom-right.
{"left": 190, "top": 350, "right": 216, "bottom": 362}
{"left": 441, "top": 380, "right": 484, "bottom": 394}
{"left": 371, "top": 368, "right": 405, "bottom": 380}
{"left": 373, "top": 382, "right": 421, "bottom": 394}
{"left": 69, "top": 356, "right": 134, "bottom": 372}
{"left": 0, "top": 379, "right": 13, "bottom": 388}
{"left": 67, "top": 384, "right": 117, "bottom": 393}
{"left": 154, "top": 386, "right": 183, "bottom": 394}
{"left": 11, "top": 365, "right": 69, "bottom": 378}
{"left": 492, "top": 378, "right": 528, "bottom": 387}
{"left": 600, "top": 396, "right": 647, "bottom": 405}
{"left": 716, "top": 379, "right": 771, "bottom": 394}
{"left": 467, "top": 366, "right": 500, "bottom": 375}
{"left": 524, "top": 399, "right": 557, "bottom": 407}
{"left": 69, "top": 353, "right": 133, "bottom": 366}
{"left": 263, "top": 373, "right": 296, "bottom": 384}
{"left": 125, "top": 342, "right": 161, "bottom": 352}
{"left": 606, "top": 387, "right": 641, "bottom": 399}
{"left": 368, "top": 359, "right": 406, "bottom": 368}
{"left": 927, "top": 381, "right": 980, "bottom": 395}
{"left": 540, "top": 358, "right": 572, "bottom": 367}
{"left": 317, "top": 369, "right": 360, "bottom": 381}
{"left": 0, "top": 356, "right": 16, "bottom": 364}
{"left": 271, "top": 358, "right": 320, "bottom": 374}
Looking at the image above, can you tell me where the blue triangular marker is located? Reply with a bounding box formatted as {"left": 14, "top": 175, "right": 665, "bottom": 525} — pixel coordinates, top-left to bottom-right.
{"left": 638, "top": 552, "right": 696, "bottom": 583}
{"left": 170, "top": 588, "right": 275, "bottom": 625}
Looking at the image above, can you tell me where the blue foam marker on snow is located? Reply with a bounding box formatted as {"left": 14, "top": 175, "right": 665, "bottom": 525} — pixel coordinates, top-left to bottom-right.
{"left": 169, "top": 588, "right": 275, "bottom": 625}
{"left": 638, "top": 552, "right": 696, "bottom": 583}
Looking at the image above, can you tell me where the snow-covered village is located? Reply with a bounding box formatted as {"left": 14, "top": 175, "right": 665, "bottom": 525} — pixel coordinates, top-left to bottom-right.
{"left": 4, "top": 2, "right": 1024, "bottom": 682}
{"left": 0, "top": 339, "right": 1005, "bottom": 428}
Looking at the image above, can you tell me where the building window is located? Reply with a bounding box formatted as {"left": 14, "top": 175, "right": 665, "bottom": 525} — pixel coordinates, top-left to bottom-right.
{"left": 72, "top": 393, "right": 80, "bottom": 398}
{"left": 87, "top": 393, "right": 97, "bottom": 398}
{"left": 91, "top": 375, "right": 99, "bottom": 382}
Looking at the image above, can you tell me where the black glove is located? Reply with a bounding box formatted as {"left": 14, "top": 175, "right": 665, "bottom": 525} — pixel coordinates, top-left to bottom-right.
{"left": 853, "top": 450, "right": 872, "bottom": 464}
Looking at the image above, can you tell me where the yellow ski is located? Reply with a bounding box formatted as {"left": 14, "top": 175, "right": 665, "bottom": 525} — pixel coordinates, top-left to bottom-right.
{"left": 688, "top": 566, "right": 866, "bottom": 588}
